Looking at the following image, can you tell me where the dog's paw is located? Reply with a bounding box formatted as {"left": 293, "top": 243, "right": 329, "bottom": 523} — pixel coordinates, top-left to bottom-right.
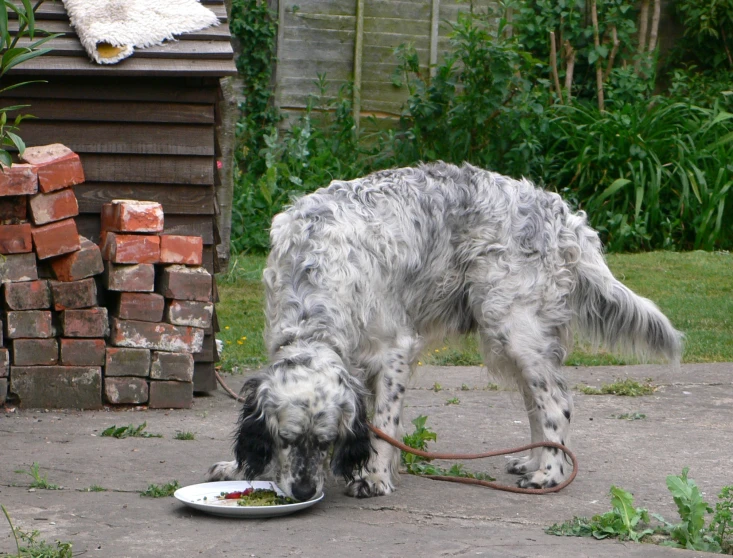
{"left": 506, "top": 456, "right": 539, "bottom": 475}
{"left": 206, "top": 460, "right": 240, "bottom": 481}
{"left": 345, "top": 477, "right": 394, "bottom": 498}
{"left": 516, "top": 469, "right": 561, "bottom": 490}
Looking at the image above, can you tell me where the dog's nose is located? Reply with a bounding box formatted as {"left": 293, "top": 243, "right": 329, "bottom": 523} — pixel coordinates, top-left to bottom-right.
{"left": 291, "top": 481, "right": 316, "bottom": 502}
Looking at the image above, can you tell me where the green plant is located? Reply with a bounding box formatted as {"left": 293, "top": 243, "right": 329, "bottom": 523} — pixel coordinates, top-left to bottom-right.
{"left": 0, "top": 0, "right": 59, "bottom": 166}
{"left": 140, "top": 481, "right": 180, "bottom": 498}
{"left": 400, "top": 416, "right": 495, "bottom": 482}
{"left": 14, "top": 462, "right": 60, "bottom": 490}
{"left": 674, "top": 0, "right": 733, "bottom": 70}
{"left": 661, "top": 467, "right": 722, "bottom": 552}
{"left": 547, "top": 486, "right": 654, "bottom": 541}
{"left": 710, "top": 486, "right": 733, "bottom": 553}
{"left": 445, "top": 397, "right": 460, "bottom": 405}
{"left": 1, "top": 505, "right": 72, "bottom": 558}
{"left": 174, "top": 431, "right": 195, "bottom": 440}
{"left": 612, "top": 412, "right": 647, "bottom": 420}
{"left": 100, "top": 422, "right": 162, "bottom": 439}
{"left": 78, "top": 485, "right": 107, "bottom": 493}
{"left": 575, "top": 378, "right": 656, "bottom": 396}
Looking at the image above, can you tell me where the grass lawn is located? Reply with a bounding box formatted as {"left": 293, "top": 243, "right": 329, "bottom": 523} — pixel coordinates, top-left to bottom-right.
{"left": 215, "top": 251, "right": 733, "bottom": 371}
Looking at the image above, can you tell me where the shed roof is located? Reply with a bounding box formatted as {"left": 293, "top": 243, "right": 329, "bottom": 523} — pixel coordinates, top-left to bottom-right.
{"left": 9, "top": 0, "right": 237, "bottom": 77}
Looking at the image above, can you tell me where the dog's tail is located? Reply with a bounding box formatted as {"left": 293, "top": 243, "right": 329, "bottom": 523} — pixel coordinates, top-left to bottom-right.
{"left": 569, "top": 219, "right": 683, "bottom": 364}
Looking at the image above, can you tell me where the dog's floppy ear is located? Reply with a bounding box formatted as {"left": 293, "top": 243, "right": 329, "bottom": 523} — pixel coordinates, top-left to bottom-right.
{"left": 331, "top": 377, "right": 371, "bottom": 481}
{"left": 233, "top": 374, "right": 274, "bottom": 479}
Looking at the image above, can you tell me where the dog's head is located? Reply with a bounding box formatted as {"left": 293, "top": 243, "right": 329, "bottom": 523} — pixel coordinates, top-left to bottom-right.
{"left": 232, "top": 353, "right": 371, "bottom": 501}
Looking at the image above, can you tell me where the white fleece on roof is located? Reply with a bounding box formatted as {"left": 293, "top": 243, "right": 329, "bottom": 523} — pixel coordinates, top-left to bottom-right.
{"left": 62, "top": 0, "right": 220, "bottom": 64}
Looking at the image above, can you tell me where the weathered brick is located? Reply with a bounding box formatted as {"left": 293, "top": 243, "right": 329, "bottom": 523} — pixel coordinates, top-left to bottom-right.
{"left": 157, "top": 265, "right": 212, "bottom": 302}
{"left": 0, "top": 195, "right": 28, "bottom": 222}
{"left": 28, "top": 187, "right": 78, "bottom": 225}
{"left": 150, "top": 351, "right": 194, "bottom": 382}
{"left": 104, "top": 377, "right": 149, "bottom": 405}
{"left": 0, "top": 378, "right": 7, "bottom": 404}
{"left": 104, "top": 347, "right": 150, "bottom": 377}
{"left": 0, "top": 163, "right": 38, "bottom": 196}
{"left": 60, "top": 338, "right": 106, "bottom": 366}
{"left": 104, "top": 262, "right": 155, "bottom": 292}
{"left": 113, "top": 292, "right": 165, "bottom": 322}
{"left": 109, "top": 317, "right": 204, "bottom": 353}
{"left": 0, "top": 348, "right": 8, "bottom": 377}
{"left": 159, "top": 235, "right": 203, "bottom": 265}
{"left": 165, "top": 299, "right": 214, "bottom": 328}
{"left": 31, "top": 218, "right": 81, "bottom": 259}
{"left": 10, "top": 366, "right": 102, "bottom": 409}
{"left": 5, "top": 310, "right": 54, "bottom": 339}
{"left": 0, "top": 253, "right": 38, "bottom": 283}
{"left": 101, "top": 232, "right": 160, "bottom": 264}
{"left": 149, "top": 380, "right": 193, "bottom": 409}
{"left": 60, "top": 307, "right": 109, "bottom": 338}
{"left": 3, "top": 280, "right": 50, "bottom": 310}
{"left": 49, "top": 236, "right": 103, "bottom": 282}
{"left": 49, "top": 278, "right": 98, "bottom": 310}
{"left": 12, "top": 338, "right": 58, "bottom": 366}
{"left": 101, "top": 200, "right": 164, "bottom": 233}
{"left": 20, "top": 144, "right": 85, "bottom": 192}
{"left": 0, "top": 223, "right": 33, "bottom": 254}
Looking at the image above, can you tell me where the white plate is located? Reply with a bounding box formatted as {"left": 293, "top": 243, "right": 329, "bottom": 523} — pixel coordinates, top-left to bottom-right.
{"left": 174, "top": 481, "right": 323, "bottom": 518}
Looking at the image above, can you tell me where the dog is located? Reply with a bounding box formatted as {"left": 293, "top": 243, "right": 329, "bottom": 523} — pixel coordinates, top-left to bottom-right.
{"left": 207, "top": 162, "right": 682, "bottom": 500}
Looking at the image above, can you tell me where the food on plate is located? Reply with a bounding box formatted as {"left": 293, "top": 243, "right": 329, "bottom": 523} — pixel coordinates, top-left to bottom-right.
{"left": 218, "top": 488, "right": 296, "bottom": 506}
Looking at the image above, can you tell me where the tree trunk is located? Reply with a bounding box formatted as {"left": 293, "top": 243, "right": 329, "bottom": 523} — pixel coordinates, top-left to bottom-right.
{"left": 635, "top": 0, "right": 650, "bottom": 73}
{"left": 647, "top": 0, "right": 661, "bottom": 53}
{"left": 549, "top": 31, "right": 564, "bottom": 104}
{"left": 564, "top": 40, "right": 576, "bottom": 104}
{"left": 591, "top": 0, "right": 604, "bottom": 111}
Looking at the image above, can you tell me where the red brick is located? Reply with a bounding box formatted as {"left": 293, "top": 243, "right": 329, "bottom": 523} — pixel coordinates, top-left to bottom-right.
{"left": 109, "top": 317, "right": 204, "bottom": 353}
{"left": 149, "top": 380, "right": 193, "bottom": 409}
{"left": 0, "top": 253, "right": 38, "bottom": 283}
{"left": 159, "top": 235, "right": 203, "bottom": 265}
{"left": 31, "top": 218, "right": 81, "bottom": 259}
{"left": 49, "top": 278, "right": 98, "bottom": 310}
{"left": 101, "top": 232, "right": 160, "bottom": 264}
{"left": 0, "top": 223, "right": 32, "bottom": 254}
{"left": 5, "top": 310, "right": 54, "bottom": 339}
{"left": 0, "top": 223, "right": 32, "bottom": 255}
{"left": 0, "top": 348, "right": 8, "bottom": 377}
{"left": 28, "top": 187, "right": 79, "bottom": 225}
{"left": 104, "top": 262, "right": 155, "bottom": 292}
{"left": 60, "top": 338, "right": 106, "bottom": 366}
{"left": 104, "top": 377, "right": 149, "bottom": 405}
{"left": 150, "top": 351, "right": 194, "bottom": 382}
{"left": 0, "top": 163, "right": 38, "bottom": 196}
{"left": 114, "top": 292, "right": 165, "bottom": 322}
{"left": 105, "top": 346, "right": 151, "bottom": 377}
{"left": 49, "top": 236, "right": 103, "bottom": 281}
{"left": 165, "top": 299, "right": 214, "bottom": 328}
{"left": 12, "top": 338, "right": 58, "bottom": 366}
{"left": 60, "top": 307, "right": 109, "bottom": 338}
{"left": 20, "top": 144, "right": 85, "bottom": 193}
{"left": 3, "top": 280, "right": 50, "bottom": 310}
{"left": 10, "top": 366, "right": 102, "bottom": 409}
{"left": 157, "top": 265, "right": 212, "bottom": 302}
{"left": 101, "top": 200, "right": 164, "bottom": 233}
{"left": 0, "top": 195, "right": 28, "bottom": 222}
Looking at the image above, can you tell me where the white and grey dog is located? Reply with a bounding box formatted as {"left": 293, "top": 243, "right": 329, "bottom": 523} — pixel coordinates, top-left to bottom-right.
{"left": 208, "top": 162, "right": 682, "bottom": 501}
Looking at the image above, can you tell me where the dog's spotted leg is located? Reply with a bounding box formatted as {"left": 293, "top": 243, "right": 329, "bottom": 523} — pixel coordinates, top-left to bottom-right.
{"left": 206, "top": 460, "right": 242, "bottom": 481}
{"left": 345, "top": 340, "right": 416, "bottom": 498}
{"left": 512, "top": 360, "right": 573, "bottom": 489}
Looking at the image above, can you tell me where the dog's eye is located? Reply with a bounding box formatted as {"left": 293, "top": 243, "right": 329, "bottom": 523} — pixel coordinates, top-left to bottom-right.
{"left": 317, "top": 440, "right": 330, "bottom": 451}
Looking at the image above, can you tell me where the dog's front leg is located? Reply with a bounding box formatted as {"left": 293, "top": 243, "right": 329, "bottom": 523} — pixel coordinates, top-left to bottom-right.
{"left": 345, "top": 366, "right": 408, "bottom": 498}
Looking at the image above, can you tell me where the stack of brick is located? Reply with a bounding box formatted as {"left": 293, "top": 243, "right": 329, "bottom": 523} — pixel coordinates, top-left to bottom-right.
{"left": 101, "top": 200, "right": 209, "bottom": 409}
{"left": 1, "top": 144, "right": 104, "bottom": 409}
{"left": 1, "top": 144, "right": 215, "bottom": 410}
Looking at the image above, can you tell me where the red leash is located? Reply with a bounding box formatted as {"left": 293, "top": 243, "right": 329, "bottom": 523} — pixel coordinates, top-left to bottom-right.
{"left": 215, "top": 371, "right": 577, "bottom": 494}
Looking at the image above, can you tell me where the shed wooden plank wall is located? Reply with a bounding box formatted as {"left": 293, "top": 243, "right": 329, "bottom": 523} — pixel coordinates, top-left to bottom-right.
{"left": 4, "top": 0, "right": 237, "bottom": 392}
{"left": 275, "top": 0, "right": 496, "bottom": 117}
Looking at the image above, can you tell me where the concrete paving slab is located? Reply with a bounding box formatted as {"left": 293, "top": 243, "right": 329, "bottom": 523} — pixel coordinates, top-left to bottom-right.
{"left": 1, "top": 363, "right": 731, "bottom": 557}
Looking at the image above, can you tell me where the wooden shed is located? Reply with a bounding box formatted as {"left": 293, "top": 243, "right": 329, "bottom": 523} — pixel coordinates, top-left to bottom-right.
{"left": 4, "top": 0, "right": 238, "bottom": 392}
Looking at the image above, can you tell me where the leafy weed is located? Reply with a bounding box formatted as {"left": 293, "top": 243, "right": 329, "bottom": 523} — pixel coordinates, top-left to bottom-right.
{"left": 575, "top": 378, "right": 656, "bottom": 396}
{"left": 140, "top": 481, "right": 181, "bottom": 498}
{"left": 14, "top": 463, "right": 60, "bottom": 490}
{"left": 1, "top": 505, "right": 73, "bottom": 558}
{"left": 101, "top": 422, "right": 162, "bottom": 439}
{"left": 174, "top": 431, "right": 196, "bottom": 440}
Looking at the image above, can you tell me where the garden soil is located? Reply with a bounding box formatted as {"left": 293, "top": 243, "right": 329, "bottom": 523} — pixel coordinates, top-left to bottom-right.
{"left": 1, "top": 363, "right": 730, "bottom": 557}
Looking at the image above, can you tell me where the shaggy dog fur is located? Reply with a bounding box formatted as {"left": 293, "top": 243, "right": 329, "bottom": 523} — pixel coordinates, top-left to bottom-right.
{"left": 208, "top": 162, "right": 682, "bottom": 501}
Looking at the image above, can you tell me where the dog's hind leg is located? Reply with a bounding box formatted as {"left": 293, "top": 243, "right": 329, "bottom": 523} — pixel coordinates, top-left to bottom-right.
{"left": 345, "top": 336, "right": 418, "bottom": 498}
{"left": 480, "top": 315, "right": 573, "bottom": 489}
